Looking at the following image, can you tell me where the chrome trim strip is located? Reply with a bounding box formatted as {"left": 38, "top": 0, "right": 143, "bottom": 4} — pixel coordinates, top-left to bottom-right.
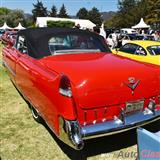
{"left": 58, "top": 110, "right": 159, "bottom": 150}
{"left": 81, "top": 110, "right": 160, "bottom": 140}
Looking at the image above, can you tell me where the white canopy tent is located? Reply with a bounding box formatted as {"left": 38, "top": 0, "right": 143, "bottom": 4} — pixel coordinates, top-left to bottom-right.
{"left": 14, "top": 22, "right": 25, "bottom": 30}
{"left": 0, "top": 22, "right": 13, "bottom": 30}
{"left": 36, "top": 17, "right": 96, "bottom": 30}
{"left": 132, "top": 18, "right": 150, "bottom": 29}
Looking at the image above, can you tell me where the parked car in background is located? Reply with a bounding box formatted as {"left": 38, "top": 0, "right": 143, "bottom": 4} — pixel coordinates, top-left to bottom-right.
{"left": 107, "top": 33, "right": 134, "bottom": 49}
{"left": 120, "top": 28, "right": 137, "bottom": 34}
{"left": 105, "top": 28, "right": 114, "bottom": 38}
{"left": 0, "top": 29, "right": 5, "bottom": 41}
{"left": 135, "top": 34, "right": 155, "bottom": 41}
{"left": 2, "top": 28, "right": 160, "bottom": 150}
{"left": 112, "top": 40, "right": 160, "bottom": 65}
{"left": 1, "top": 30, "right": 17, "bottom": 45}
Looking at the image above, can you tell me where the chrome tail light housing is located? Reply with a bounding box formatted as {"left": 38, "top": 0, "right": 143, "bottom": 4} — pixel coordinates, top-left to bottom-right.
{"left": 59, "top": 74, "right": 72, "bottom": 97}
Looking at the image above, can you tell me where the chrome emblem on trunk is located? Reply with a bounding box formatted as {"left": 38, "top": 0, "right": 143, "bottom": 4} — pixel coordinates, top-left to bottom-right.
{"left": 124, "top": 77, "right": 140, "bottom": 95}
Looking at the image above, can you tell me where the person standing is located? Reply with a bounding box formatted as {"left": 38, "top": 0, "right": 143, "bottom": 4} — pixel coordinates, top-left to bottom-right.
{"left": 112, "top": 31, "right": 118, "bottom": 49}
{"left": 93, "top": 26, "right": 100, "bottom": 35}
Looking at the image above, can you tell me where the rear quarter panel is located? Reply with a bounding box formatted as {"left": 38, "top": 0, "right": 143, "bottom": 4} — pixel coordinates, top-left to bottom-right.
{"left": 15, "top": 55, "right": 77, "bottom": 135}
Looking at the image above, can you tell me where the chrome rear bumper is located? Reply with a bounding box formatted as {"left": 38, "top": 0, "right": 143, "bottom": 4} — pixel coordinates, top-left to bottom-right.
{"left": 59, "top": 109, "right": 160, "bottom": 150}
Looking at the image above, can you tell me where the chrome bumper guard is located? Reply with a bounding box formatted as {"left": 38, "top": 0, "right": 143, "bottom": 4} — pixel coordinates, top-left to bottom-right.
{"left": 59, "top": 109, "right": 160, "bottom": 150}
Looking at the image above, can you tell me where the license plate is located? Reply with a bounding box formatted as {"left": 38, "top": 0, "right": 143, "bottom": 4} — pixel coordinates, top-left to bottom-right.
{"left": 126, "top": 100, "right": 144, "bottom": 114}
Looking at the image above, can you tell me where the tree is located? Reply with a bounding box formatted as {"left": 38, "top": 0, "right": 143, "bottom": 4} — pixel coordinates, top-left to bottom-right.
{"left": 0, "top": 7, "right": 11, "bottom": 15}
{"left": 145, "top": 0, "right": 160, "bottom": 29}
{"left": 117, "top": 0, "right": 137, "bottom": 27}
{"left": 58, "top": 4, "right": 69, "bottom": 18}
{"left": 0, "top": 7, "right": 11, "bottom": 26}
{"left": 50, "top": 5, "right": 57, "bottom": 17}
{"left": 104, "top": 0, "right": 160, "bottom": 29}
{"left": 134, "top": 0, "right": 149, "bottom": 22}
{"left": 32, "top": 0, "right": 48, "bottom": 21}
{"left": 0, "top": 8, "right": 26, "bottom": 27}
{"left": 88, "top": 7, "right": 102, "bottom": 27}
{"left": 76, "top": 7, "right": 88, "bottom": 19}
{"left": 104, "top": 0, "right": 138, "bottom": 28}
{"left": 7, "top": 10, "right": 26, "bottom": 27}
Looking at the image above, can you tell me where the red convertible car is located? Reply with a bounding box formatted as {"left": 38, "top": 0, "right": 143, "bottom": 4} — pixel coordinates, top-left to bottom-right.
{"left": 2, "top": 28, "right": 160, "bottom": 150}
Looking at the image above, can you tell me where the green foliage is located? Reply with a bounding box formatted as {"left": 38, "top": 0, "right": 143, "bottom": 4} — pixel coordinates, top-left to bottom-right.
{"left": 88, "top": 7, "right": 102, "bottom": 27}
{"left": 114, "top": 0, "right": 137, "bottom": 28}
{"left": 32, "top": 0, "right": 48, "bottom": 21}
{"left": 105, "top": 0, "right": 160, "bottom": 29}
{"left": 47, "top": 20, "right": 75, "bottom": 28}
{"left": 76, "top": 7, "right": 102, "bottom": 27}
{"left": 50, "top": 5, "right": 57, "bottom": 17}
{"left": 76, "top": 7, "right": 88, "bottom": 19}
{"left": 8, "top": 10, "right": 26, "bottom": 27}
{"left": 0, "top": 9, "right": 25, "bottom": 27}
{"left": 58, "top": 4, "right": 69, "bottom": 18}
{"left": 0, "top": 7, "right": 11, "bottom": 15}
{"left": 145, "top": 0, "right": 160, "bottom": 29}
{"left": 0, "top": 7, "right": 10, "bottom": 26}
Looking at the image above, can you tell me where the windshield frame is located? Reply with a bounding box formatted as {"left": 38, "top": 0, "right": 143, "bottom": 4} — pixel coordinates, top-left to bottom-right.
{"left": 48, "top": 33, "right": 111, "bottom": 56}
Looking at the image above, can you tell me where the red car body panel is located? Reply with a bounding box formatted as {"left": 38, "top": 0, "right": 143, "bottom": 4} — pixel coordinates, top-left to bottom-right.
{"left": 3, "top": 46, "right": 77, "bottom": 134}
{"left": 3, "top": 46, "right": 160, "bottom": 125}
{"left": 39, "top": 53, "right": 160, "bottom": 124}
{"left": 2, "top": 28, "right": 160, "bottom": 150}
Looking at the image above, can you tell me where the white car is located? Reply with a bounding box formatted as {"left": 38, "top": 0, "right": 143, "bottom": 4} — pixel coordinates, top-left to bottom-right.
{"left": 121, "top": 28, "right": 137, "bottom": 34}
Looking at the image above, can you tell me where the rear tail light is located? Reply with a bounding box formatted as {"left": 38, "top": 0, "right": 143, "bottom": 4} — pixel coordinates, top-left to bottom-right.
{"left": 59, "top": 75, "right": 72, "bottom": 97}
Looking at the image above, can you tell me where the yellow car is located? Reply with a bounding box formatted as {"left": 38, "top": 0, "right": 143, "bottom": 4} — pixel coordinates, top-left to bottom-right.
{"left": 112, "top": 41, "right": 160, "bottom": 65}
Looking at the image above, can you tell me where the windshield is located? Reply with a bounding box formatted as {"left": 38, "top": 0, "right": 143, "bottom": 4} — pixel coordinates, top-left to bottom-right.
{"left": 147, "top": 45, "right": 160, "bottom": 55}
{"left": 48, "top": 34, "right": 110, "bottom": 55}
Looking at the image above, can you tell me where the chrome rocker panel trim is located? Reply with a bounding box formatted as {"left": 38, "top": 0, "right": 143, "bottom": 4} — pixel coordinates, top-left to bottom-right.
{"left": 59, "top": 110, "right": 160, "bottom": 150}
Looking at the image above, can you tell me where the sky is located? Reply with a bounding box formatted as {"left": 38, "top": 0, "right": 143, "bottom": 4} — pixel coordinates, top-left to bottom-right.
{"left": 0, "top": 0, "right": 118, "bottom": 15}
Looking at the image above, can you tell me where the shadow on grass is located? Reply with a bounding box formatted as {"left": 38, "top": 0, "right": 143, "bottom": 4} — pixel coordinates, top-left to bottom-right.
{"left": 42, "top": 119, "right": 160, "bottom": 160}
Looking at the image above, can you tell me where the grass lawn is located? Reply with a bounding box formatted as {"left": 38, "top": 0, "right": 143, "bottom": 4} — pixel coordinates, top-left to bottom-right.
{"left": 0, "top": 42, "right": 140, "bottom": 160}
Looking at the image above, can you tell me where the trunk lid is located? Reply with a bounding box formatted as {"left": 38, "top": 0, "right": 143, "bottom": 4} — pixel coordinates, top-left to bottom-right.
{"left": 39, "top": 53, "right": 160, "bottom": 109}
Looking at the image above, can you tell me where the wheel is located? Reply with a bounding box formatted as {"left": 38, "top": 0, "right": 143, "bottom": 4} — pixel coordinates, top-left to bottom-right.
{"left": 31, "top": 105, "right": 43, "bottom": 123}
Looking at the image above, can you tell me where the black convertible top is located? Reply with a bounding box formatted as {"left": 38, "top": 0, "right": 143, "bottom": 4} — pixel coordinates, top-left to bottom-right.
{"left": 18, "top": 27, "right": 109, "bottom": 59}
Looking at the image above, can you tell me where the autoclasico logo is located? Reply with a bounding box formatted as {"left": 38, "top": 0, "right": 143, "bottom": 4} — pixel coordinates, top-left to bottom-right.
{"left": 141, "top": 150, "right": 160, "bottom": 159}
{"left": 117, "top": 151, "right": 137, "bottom": 158}
{"left": 100, "top": 151, "right": 138, "bottom": 159}
{"left": 100, "top": 150, "right": 160, "bottom": 159}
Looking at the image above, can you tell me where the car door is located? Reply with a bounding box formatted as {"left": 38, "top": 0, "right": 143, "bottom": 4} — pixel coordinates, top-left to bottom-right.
{"left": 15, "top": 36, "right": 59, "bottom": 130}
{"left": 2, "top": 38, "right": 20, "bottom": 82}
{"left": 14, "top": 35, "right": 37, "bottom": 102}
